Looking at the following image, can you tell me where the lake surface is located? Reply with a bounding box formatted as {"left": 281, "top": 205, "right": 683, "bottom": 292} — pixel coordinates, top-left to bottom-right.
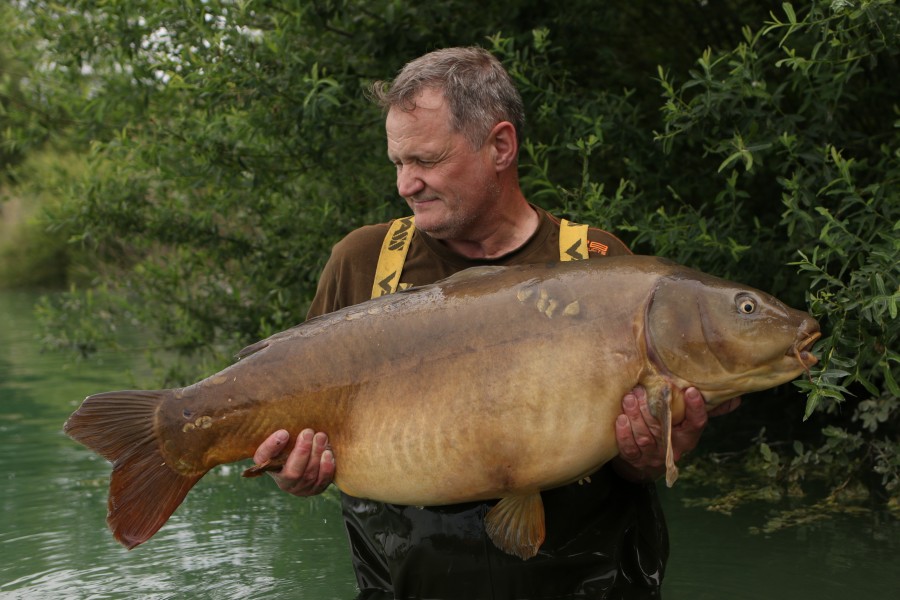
{"left": 1, "top": 290, "right": 897, "bottom": 599}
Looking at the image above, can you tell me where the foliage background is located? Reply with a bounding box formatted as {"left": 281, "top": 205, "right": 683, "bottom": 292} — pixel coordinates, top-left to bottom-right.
{"left": 2, "top": 0, "right": 898, "bottom": 520}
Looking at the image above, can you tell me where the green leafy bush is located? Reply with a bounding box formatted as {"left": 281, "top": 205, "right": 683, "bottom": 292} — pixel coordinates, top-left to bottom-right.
{"left": 3, "top": 0, "right": 897, "bottom": 507}
{"left": 500, "top": 1, "right": 900, "bottom": 504}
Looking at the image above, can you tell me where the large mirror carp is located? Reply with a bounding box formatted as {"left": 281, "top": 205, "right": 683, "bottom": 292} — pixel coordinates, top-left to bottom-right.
{"left": 65, "top": 255, "right": 820, "bottom": 559}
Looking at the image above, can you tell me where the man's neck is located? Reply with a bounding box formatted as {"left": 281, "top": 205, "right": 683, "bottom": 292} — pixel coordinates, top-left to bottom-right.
{"left": 440, "top": 202, "right": 540, "bottom": 260}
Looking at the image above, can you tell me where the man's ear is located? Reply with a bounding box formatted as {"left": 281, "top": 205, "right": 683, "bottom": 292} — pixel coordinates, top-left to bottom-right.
{"left": 487, "top": 121, "right": 518, "bottom": 171}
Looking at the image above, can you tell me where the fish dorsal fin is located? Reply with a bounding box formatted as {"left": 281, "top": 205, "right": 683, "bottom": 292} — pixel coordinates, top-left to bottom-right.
{"left": 236, "top": 266, "right": 509, "bottom": 362}
{"left": 236, "top": 338, "right": 270, "bottom": 360}
{"left": 439, "top": 265, "right": 508, "bottom": 285}
{"left": 484, "top": 492, "right": 545, "bottom": 560}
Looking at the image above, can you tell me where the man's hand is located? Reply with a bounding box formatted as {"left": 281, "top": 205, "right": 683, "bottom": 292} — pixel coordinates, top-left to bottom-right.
{"left": 252, "top": 428, "right": 335, "bottom": 496}
{"left": 612, "top": 387, "right": 741, "bottom": 482}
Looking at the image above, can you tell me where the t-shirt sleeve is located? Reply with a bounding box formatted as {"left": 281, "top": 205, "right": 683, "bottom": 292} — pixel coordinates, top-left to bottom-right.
{"left": 305, "top": 223, "right": 390, "bottom": 319}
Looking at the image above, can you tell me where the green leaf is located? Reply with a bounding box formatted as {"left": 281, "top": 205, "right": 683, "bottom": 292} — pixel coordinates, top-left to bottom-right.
{"left": 782, "top": 3, "right": 797, "bottom": 25}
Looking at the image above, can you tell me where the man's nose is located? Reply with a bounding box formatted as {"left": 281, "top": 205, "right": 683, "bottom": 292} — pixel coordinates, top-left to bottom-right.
{"left": 396, "top": 166, "right": 425, "bottom": 198}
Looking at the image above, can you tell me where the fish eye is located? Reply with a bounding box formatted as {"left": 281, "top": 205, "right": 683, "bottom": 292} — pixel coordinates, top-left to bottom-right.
{"left": 736, "top": 295, "right": 757, "bottom": 314}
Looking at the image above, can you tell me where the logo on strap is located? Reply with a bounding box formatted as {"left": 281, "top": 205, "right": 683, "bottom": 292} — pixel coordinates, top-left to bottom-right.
{"left": 559, "top": 219, "right": 589, "bottom": 261}
{"left": 588, "top": 240, "right": 609, "bottom": 255}
{"left": 371, "top": 216, "right": 415, "bottom": 299}
{"left": 387, "top": 217, "right": 414, "bottom": 251}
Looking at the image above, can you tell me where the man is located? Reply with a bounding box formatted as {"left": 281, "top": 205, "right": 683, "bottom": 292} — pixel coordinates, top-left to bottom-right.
{"left": 254, "top": 47, "right": 738, "bottom": 598}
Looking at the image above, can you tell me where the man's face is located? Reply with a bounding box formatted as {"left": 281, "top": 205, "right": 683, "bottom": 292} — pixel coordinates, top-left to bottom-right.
{"left": 385, "top": 88, "right": 499, "bottom": 240}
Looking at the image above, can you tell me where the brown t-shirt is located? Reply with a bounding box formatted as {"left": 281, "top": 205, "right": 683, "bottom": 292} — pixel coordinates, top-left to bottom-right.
{"left": 307, "top": 206, "right": 631, "bottom": 318}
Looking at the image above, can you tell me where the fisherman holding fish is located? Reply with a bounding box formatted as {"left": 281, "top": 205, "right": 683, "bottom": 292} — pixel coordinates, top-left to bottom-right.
{"left": 253, "top": 47, "right": 740, "bottom": 598}
{"left": 65, "top": 45, "right": 820, "bottom": 598}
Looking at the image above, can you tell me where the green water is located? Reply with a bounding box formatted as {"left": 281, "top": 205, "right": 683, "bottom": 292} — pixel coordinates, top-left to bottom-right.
{"left": 1, "top": 290, "right": 897, "bottom": 599}
{"left": 0, "top": 291, "right": 357, "bottom": 599}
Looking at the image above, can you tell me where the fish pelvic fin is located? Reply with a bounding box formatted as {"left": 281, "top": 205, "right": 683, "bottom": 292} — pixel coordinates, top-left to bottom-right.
{"left": 241, "top": 456, "right": 287, "bottom": 478}
{"left": 64, "top": 390, "right": 204, "bottom": 549}
{"left": 484, "top": 493, "right": 546, "bottom": 560}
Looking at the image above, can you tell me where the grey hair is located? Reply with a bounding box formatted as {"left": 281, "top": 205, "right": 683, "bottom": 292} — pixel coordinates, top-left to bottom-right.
{"left": 370, "top": 46, "right": 525, "bottom": 149}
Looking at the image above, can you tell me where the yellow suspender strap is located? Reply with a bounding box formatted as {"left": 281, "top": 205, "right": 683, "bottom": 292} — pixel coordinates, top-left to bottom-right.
{"left": 371, "top": 216, "right": 415, "bottom": 299}
{"left": 559, "top": 219, "right": 589, "bottom": 261}
{"left": 372, "top": 215, "right": 588, "bottom": 299}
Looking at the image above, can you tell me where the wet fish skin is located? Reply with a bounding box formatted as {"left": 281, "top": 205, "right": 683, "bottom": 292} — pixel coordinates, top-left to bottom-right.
{"left": 64, "top": 255, "right": 820, "bottom": 558}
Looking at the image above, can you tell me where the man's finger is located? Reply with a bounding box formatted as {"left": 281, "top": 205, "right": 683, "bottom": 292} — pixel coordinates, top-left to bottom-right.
{"left": 679, "top": 387, "right": 709, "bottom": 433}
{"left": 296, "top": 432, "right": 329, "bottom": 488}
{"left": 708, "top": 396, "right": 742, "bottom": 417}
{"left": 615, "top": 414, "right": 641, "bottom": 460}
{"left": 315, "top": 449, "right": 336, "bottom": 490}
{"left": 630, "top": 387, "right": 662, "bottom": 447}
{"left": 253, "top": 429, "right": 290, "bottom": 465}
{"left": 280, "top": 429, "right": 315, "bottom": 480}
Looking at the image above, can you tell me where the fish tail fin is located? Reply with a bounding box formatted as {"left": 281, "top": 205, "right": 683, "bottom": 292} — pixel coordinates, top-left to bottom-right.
{"left": 64, "top": 390, "right": 204, "bottom": 549}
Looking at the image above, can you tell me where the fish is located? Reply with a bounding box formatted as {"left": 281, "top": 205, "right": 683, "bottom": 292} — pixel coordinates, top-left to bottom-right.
{"left": 64, "top": 255, "right": 820, "bottom": 560}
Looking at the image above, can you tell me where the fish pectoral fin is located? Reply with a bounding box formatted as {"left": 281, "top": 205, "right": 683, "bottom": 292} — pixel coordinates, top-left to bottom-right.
{"left": 662, "top": 389, "right": 677, "bottom": 488}
{"left": 647, "top": 384, "right": 679, "bottom": 488}
{"left": 484, "top": 493, "right": 545, "bottom": 560}
{"left": 241, "top": 456, "right": 286, "bottom": 478}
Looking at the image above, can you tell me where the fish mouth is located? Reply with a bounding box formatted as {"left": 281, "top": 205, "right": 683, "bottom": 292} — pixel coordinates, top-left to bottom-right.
{"left": 790, "top": 328, "right": 821, "bottom": 382}
{"left": 792, "top": 330, "right": 821, "bottom": 365}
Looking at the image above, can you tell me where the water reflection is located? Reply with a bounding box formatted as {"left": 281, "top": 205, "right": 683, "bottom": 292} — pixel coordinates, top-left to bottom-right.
{"left": 0, "top": 291, "right": 358, "bottom": 599}
{"left": 1, "top": 290, "right": 898, "bottom": 599}
{"left": 661, "top": 488, "right": 900, "bottom": 599}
